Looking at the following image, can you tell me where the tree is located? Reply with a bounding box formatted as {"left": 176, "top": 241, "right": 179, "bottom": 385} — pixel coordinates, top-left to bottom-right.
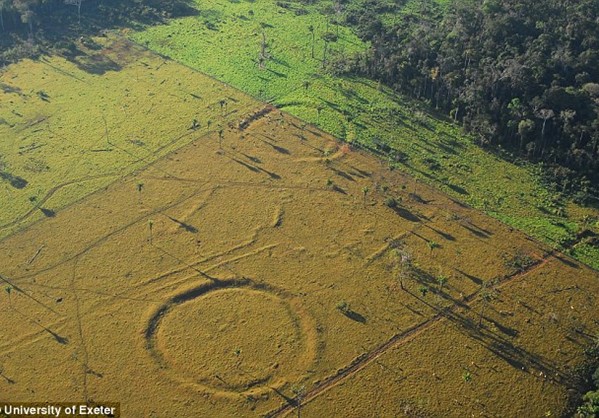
{"left": 535, "top": 108, "right": 555, "bottom": 157}
{"left": 321, "top": 32, "right": 337, "bottom": 67}
{"left": 577, "top": 390, "right": 599, "bottom": 416}
{"left": 427, "top": 240, "right": 440, "bottom": 253}
{"left": 13, "top": 0, "right": 35, "bottom": 36}
{"left": 391, "top": 242, "right": 414, "bottom": 291}
{"left": 218, "top": 129, "right": 224, "bottom": 151}
{"left": 517, "top": 119, "right": 535, "bottom": 151}
{"left": 343, "top": 0, "right": 599, "bottom": 198}
{"left": 437, "top": 275, "right": 448, "bottom": 292}
{"left": 64, "top": 0, "right": 83, "bottom": 24}
{"left": 219, "top": 99, "right": 227, "bottom": 115}
{"left": 333, "top": 1, "right": 342, "bottom": 37}
{"left": 258, "top": 30, "right": 269, "bottom": 69}
{"left": 0, "top": 0, "right": 9, "bottom": 32}
{"left": 316, "top": 104, "right": 323, "bottom": 123}
{"left": 308, "top": 24, "right": 315, "bottom": 59}
{"left": 478, "top": 281, "right": 497, "bottom": 327}
{"left": 362, "top": 186, "right": 369, "bottom": 206}
{"left": 148, "top": 219, "right": 154, "bottom": 244}
{"left": 336, "top": 300, "right": 350, "bottom": 314}
{"left": 291, "top": 385, "right": 306, "bottom": 418}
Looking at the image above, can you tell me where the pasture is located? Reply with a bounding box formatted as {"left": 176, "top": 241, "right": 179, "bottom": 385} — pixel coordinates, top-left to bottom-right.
{"left": 0, "top": 37, "right": 597, "bottom": 417}
{"left": 132, "top": 0, "right": 599, "bottom": 269}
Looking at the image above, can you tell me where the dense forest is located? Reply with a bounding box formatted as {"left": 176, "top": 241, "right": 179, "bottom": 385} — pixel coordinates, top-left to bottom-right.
{"left": 339, "top": 0, "right": 599, "bottom": 204}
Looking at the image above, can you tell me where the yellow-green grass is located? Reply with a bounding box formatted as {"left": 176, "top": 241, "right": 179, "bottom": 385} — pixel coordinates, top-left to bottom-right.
{"left": 131, "top": 0, "right": 599, "bottom": 270}
{"left": 0, "top": 36, "right": 255, "bottom": 239}
{"left": 0, "top": 21, "right": 597, "bottom": 418}
{"left": 0, "top": 90, "right": 597, "bottom": 417}
{"left": 301, "top": 257, "right": 599, "bottom": 418}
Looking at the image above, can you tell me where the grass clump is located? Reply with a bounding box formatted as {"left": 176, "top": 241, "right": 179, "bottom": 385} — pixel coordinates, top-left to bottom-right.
{"left": 384, "top": 197, "right": 398, "bottom": 209}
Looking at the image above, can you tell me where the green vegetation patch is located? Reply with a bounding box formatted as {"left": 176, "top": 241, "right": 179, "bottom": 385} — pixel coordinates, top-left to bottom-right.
{"left": 131, "top": 0, "right": 599, "bottom": 270}
{"left": 0, "top": 35, "right": 255, "bottom": 239}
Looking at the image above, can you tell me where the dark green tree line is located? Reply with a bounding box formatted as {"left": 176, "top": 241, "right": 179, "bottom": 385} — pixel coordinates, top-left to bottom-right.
{"left": 339, "top": 0, "right": 599, "bottom": 203}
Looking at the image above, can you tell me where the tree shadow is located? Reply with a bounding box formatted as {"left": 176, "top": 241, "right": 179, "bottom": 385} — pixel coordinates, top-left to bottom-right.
{"left": 555, "top": 255, "right": 580, "bottom": 269}
{"left": 271, "top": 144, "right": 290, "bottom": 155}
{"left": 442, "top": 307, "right": 581, "bottom": 389}
{"left": 0, "top": 172, "right": 28, "bottom": 189}
{"left": 265, "top": 68, "right": 287, "bottom": 78}
{"left": 331, "top": 185, "right": 347, "bottom": 195}
{"left": 73, "top": 53, "right": 122, "bottom": 75}
{"left": 166, "top": 215, "right": 198, "bottom": 233}
{"left": 47, "top": 329, "right": 69, "bottom": 345}
{"left": 408, "top": 192, "right": 430, "bottom": 204}
{"left": 240, "top": 153, "right": 261, "bottom": 164}
{"left": 0, "top": 372, "right": 15, "bottom": 384}
{"left": 330, "top": 167, "right": 356, "bottom": 182}
{"left": 12, "top": 306, "right": 68, "bottom": 345}
{"left": 348, "top": 165, "right": 371, "bottom": 178}
{"left": 231, "top": 156, "right": 281, "bottom": 179}
{"left": 342, "top": 309, "right": 367, "bottom": 324}
{"left": 392, "top": 206, "right": 420, "bottom": 222}
{"left": 40, "top": 208, "right": 56, "bottom": 218}
{"left": 455, "top": 269, "right": 484, "bottom": 286}
{"left": 424, "top": 224, "right": 456, "bottom": 241}
{"left": 447, "top": 183, "right": 469, "bottom": 195}
{"left": 232, "top": 157, "right": 260, "bottom": 173}
{"left": 462, "top": 224, "right": 490, "bottom": 238}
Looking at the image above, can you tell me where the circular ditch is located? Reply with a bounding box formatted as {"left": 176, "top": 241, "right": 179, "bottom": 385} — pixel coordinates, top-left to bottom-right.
{"left": 145, "top": 280, "right": 317, "bottom": 396}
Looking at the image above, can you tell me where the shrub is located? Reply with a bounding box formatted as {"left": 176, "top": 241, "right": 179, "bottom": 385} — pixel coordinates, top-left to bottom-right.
{"left": 577, "top": 390, "right": 599, "bottom": 417}
{"left": 428, "top": 240, "right": 440, "bottom": 251}
{"left": 504, "top": 250, "right": 535, "bottom": 273}
{"left": 384, "top": 197, "right": 397, "bottom": 208}
{"left": 437, "top": 275, "right": 448, "bottom": 288}
{"left": 336, "top": 301, "right": 350, "bottom": 314}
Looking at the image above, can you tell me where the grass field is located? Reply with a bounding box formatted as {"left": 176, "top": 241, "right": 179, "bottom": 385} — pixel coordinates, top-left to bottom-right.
{"left": 130, "top": 0, "right": 599, "bottom": 270}
{"left": 0, "top": 38, "right": 598, "bottom": 417}
{"left": 0, "top": 35, "right": 255, "bottom": 239}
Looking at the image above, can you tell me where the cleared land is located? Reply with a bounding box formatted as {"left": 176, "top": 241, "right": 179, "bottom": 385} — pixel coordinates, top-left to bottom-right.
{"left": 0, "top": 35, "right": 255, "bottom": 239}
{"left": 131, "top": 0, "right": 599, "bottom": 269}
{"left": 0, "top": 39, "right": 598, "bottom": 418}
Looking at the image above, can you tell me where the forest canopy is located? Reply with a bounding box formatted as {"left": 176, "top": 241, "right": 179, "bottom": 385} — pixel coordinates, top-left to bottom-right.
{"left": 339, "top": 0, "right": 599, "bottom": 203}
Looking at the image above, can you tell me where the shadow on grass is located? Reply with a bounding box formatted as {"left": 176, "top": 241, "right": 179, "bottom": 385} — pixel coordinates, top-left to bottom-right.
{"left": 392, "top": 206, "right": 420, "bottom": 222}
{"left": 447, "top": 183, "right": 469, "bottom": 195}
{"left": 424, "top": 224, "right": 456, "bottom": 241}
{"left": 166, "top": 215, "right": 198, "bottom": 233}
{"left": 0, "top": 0, "right": 198, "bottom": 67}
{"left": 342, "top": 309, "right": 367, "bottom": 324}
{"left": 230, "top": 155, "right": 282, "bottom": 180}
{"left": 404, "top": 273, "right": 587, "bottom": 391}
{"left": 73, "top": 53, "right": 122, "bottom": 75}
{"left": 0, "top": 172, "right": 28, "bottom": 189}
{"left": 455, "top": 269, "right": 484, "bottom": 286}
{"left": 331, "top": 184, "right": 347, "bottom": 195}
{"left": 462, "top": 224, "right": 491, "bottom": 238}
{"left": 329, "top": 167, "right": 356, "bottom": 182}
{"left": 555, "top": 254, "right": 580, "bottom": 269}
{"left": 40, "top": 208, "right": 56, "bottom": 218}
